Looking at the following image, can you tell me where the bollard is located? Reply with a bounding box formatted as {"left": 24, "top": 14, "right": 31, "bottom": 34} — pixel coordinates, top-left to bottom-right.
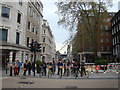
{"left": 10, "top": 66, "right": 12, "bottom": 76}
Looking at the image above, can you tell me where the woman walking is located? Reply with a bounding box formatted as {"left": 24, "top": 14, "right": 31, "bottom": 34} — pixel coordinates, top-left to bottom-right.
{"left": 14, "top": 61, "right": 18, "bottom": 76}
{"left": 23, "top": 60, "right": 28, "bottom": 76}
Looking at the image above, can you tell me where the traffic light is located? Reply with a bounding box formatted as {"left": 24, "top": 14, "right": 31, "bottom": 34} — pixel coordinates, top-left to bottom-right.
{"left": 29, "top": 41, "right": 35, "bottom": 52}
{"left": 29, "top": 41, "right": 41, "bottom": 52}
{"left": 36, "top": 43, "right": 42, "bottom": 52}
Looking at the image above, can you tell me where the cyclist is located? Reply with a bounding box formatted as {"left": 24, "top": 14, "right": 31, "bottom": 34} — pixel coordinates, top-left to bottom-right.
{"left": 64, "top": 61, "right": 70, "bottom": 76}
{"left": 72, "top": 59, "right": 79, "bottom": 77}
{"left": 41, "top": 62, "right": 47, "bottom": 76}
{"left": 80, "top": 62, "right": 86, "bottom": 77}
{"left": 57, "top": 61, "right": 63, "bottom": 77}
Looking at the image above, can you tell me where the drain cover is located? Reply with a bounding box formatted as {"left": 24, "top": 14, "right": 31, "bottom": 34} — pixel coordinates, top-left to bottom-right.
{"left": 18, "top": 81, "right": 34, "bottom": 84}
{"left": 19, "top": 77, "right": 27, "bottom": 79}
{"left": 66, "top": 86, "right": 77, "bottom": 89}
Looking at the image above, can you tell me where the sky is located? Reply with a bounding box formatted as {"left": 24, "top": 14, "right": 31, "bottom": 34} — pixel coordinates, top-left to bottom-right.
{"left": 42, "top": 0, "right": 120, "bottom": 54}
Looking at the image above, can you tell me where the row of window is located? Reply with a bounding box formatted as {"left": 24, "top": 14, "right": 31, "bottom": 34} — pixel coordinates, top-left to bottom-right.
{"left": 112, "top": 24, "right": 120, "bottom": 35}
{"left": 1, "top": 6, "right": 22, "bottom": 24}
{"left": 112, "top": 35, "right": 120, "bottom": 45}
{"left": 100, "top": 39, "right": 109, "bottom": 43}
{"left": 101, "top": 32, "right": 109, "bottom": 36}
{"left": 30, "top": 0, "right": 43, "bottom": 11}
{"left": 100, "top": 25, "right": 109, "bottom": 30}
{"left": 28, "top": 6, "right": 39, "bottom": 23}
{"left": 0, "top": 29, "right": 20, "bottom": 44}
{"left": 101, "top": 46, "right": 110, "bottom": 51}
{"left": 112, "top": 15, "right": 120, "bottom": 26}
{"left": 113, "top": 46, "right": 120, "bottom": 55}
{"left": 27, "top": 21, "right": 38, "bottom": 35}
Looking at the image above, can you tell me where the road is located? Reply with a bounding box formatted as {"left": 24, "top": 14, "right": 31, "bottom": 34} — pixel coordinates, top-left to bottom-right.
{"left": 2, "top": 77, "right": 119, "bottom": 88}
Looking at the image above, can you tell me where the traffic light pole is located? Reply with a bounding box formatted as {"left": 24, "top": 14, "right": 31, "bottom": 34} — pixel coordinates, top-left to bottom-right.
{"left": 29, "top": 41, "right": 41, "bottom": 77}
{"left": 34, "top": 51, "right": 36, "bottom": 77}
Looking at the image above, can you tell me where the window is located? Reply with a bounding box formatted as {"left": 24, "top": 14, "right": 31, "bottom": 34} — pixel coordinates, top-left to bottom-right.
{"left": 28, "top": 21, "right": 31, "bottom": 30}
{"left": 100, "top": 39, "right": 104, "bottom": 42}
{"left": 106, "top": 39, "right": 109, "bottom": 42}
{"left": 19, "top": 0, "right": 22, "bottom": 6}
{"left": 33, "top": 11, "right": 35, "bottom": 18}
{"left": 106, "top": 32, "right": 109, "bottom": 36}
{"left": 43, "top": 47, "right": 45, "bottom": 52}
{"left": 27, "top": 37, "right": 29, "bottom": 47}
{"left": 36, "top": 27, "right": 38, "bottom": 35}
{"left": 100, "top": 25, "right": 103, "bottom": 30}
{"left": 105, "top": 26, "right": 109, "bottom": 30}
{"left": 43, "top": 38, "right": 45, "bottom": 42}
{"left": 32, "top": 25, "right": 35, "bottom": 33}
{"left": 16, "top": 32, "right": 20, "bottom": 44}
{"left": 0, "top": 29, "right": 8, "bottom": 41}
{"left": 44, "top": 30, "right": 46, "bottom": 34}
{"left": 101, "top": 46, "right": 104, "bottom": 51}
{"left": 101, "top": 32, "right": 104, "bottom": 36}
{"left": 28, "top": 6, "right": 32, "bottom": 15}
{"left": 17, "top": 13, "right": 21, "bottom": 24}
{"left": 1, "top": 6, "right": 10, "bottom": 19}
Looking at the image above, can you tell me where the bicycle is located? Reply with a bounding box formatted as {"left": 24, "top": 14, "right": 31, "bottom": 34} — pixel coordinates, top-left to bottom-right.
{"left": 39, "top": 68, "right": 44, "bottom": 78}
{"left": 64, "top": 66, "right": 70, "bottom": 77}
{"left": 80, "top": 68, "right": 89, "bottom": 78}
{"left": 74, "top": 67, "right": 79, "bottom": 79}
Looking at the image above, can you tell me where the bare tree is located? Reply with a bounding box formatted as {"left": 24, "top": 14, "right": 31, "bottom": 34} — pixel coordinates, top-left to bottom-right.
{"left": 56, "top": 0, "right": 113, "bottom": 61}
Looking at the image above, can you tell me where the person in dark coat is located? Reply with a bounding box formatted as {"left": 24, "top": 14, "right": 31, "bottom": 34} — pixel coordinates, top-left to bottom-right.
{"left": 41, "top": 62, "right": 47, "bottom": 76}
{"left": 81, "top": 62, "right": 86, "bottom": 77}
{"left": 23, "top": 60, "right": 28, "bottom": 76}
{"left": 27, "top": 61, "right": 32, "bottom": 75}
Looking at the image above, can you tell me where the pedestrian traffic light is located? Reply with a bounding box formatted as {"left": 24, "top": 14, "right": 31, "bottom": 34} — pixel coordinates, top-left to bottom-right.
{"left": 29, "top": 41, "right": 35, "bottom": 52}
{"left": 37, "top": 43, "right": 42, "bottom": 52}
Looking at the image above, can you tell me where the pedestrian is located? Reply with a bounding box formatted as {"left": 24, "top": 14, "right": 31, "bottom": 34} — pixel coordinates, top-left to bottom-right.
{"left": 57, "top": 61, "right": 63, "bottom": 76}
{"left": 27, "top": 61, "right": 32, "bottom": 75}
{"left": 23, "top": 60, "right": 28, "bottom": 76}
{"left": 41, "top": 62, "right": 47, "bottom": 76}
{"left": 72, "top": 59, "right": 79, "bottom": 77}
{"left": 81, "top": 62, "right": 86, "bottom": 77}
{"left": 13, "top": 61, "right": 18, "bottom": 76}
{"left": 32, "top": 61, "right": 35, "bottom": 73}
{"left": 17, "top": 60, "right": 22, "bottom": 75}
{"left": 52, "top": 61, "right": 56, "bottom": 74}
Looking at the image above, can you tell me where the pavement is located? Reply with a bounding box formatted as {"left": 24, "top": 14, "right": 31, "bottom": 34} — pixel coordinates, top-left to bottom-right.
{"left": 1, "top": 68, "right": 119, "bottom": 79}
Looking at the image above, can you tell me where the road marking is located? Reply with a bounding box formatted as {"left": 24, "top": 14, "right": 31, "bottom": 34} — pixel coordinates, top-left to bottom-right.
{"left": 0, "top": 77, "right": 10, "bottom": 80}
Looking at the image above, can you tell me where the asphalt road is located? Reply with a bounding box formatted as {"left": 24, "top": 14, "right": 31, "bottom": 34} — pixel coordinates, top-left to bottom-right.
{"left": 2, "top": 77, "right": 119, "bottom": 88}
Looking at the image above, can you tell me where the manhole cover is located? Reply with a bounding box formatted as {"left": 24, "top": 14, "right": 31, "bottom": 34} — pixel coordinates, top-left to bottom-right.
{"left": 66, "top": 86, "right": 77, "bottom": 89}
{"left": 18, "top": 81, "right": 34, "bottom": 84}
{"left": 20, "top": 77, "right": 27, "bottom": 79}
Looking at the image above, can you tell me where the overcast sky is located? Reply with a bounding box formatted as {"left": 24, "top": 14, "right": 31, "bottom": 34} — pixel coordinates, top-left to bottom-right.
{"left": 42, "top": 0, "right": 119, "bottom": 54}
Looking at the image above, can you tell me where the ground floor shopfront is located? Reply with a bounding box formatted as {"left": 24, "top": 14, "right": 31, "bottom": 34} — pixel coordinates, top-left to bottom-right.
{"left": 0, "top": 43, "right": 42, "bottom": 68}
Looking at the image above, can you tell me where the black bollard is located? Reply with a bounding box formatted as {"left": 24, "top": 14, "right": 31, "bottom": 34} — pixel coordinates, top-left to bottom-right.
{"left": 10, "top": 66, "right": 12, "bottom": 76}
{"left": 6, "top": 63, "right": 7, "bottom": 74}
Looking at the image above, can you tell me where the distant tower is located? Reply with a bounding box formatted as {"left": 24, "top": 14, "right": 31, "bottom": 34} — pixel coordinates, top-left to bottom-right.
{"left": 118, "top": 1, "right": 120, "bottom": 10}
